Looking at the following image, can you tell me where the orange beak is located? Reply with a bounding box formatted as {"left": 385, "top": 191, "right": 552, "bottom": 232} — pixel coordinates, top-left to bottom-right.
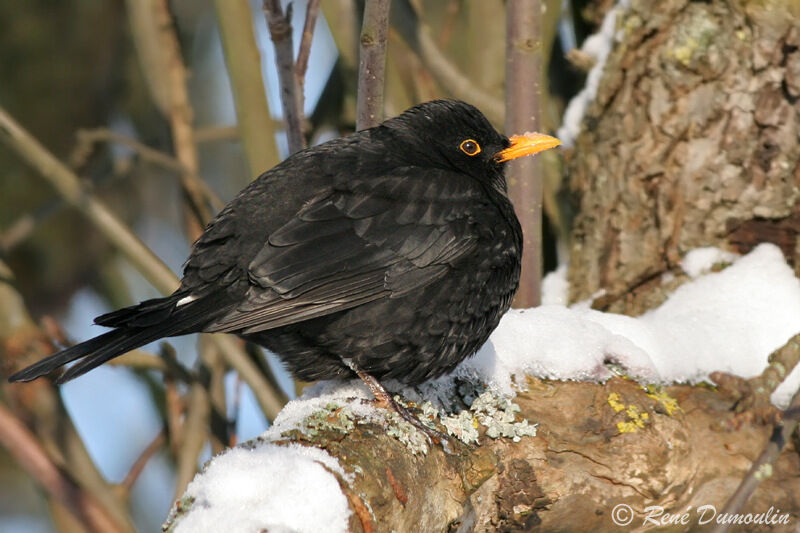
{"left": 494, "top": 132, "right": 561, "bottom": 163}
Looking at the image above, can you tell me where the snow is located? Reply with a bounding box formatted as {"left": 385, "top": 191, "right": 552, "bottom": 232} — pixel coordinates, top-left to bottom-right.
{"left": 557, "top": 0, "right": 631, "bottom": 147}
{"left": 680, "top": 246, "right": 739, "bottom": 278}
{"left": 455, "top": 243, "right": 800, "bottom": 406}
{"left": 541, "top": 264, "right": 569, "bottom": 305}
{"left": 174, "top": 443, "right": 350, "bottom": 533}
{"left": 170, "top": 243, "right": 800, "bottom": 531}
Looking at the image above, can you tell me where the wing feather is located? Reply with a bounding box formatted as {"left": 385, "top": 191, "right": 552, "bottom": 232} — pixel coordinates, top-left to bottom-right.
{"left": 208, "top": 170, "right": 482, "bottom": 333}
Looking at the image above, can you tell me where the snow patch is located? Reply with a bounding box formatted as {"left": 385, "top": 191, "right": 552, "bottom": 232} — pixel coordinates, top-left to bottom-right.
{"left": 541, "top": 264, "right": 569, "bottom": 305}
{"left": 680, "top": 246, "right": 739, "bottom": 278}
{"left": 459, "top": 243, "right": 800, "bottom": 406}
{"left": 557, "top": 0, "right": 631, "bottom": 147}
{"left": 172, "top": 443, "right": 350, "bottom": 533}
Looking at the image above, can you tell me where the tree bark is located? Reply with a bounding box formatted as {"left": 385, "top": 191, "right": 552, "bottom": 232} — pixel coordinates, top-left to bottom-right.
{"left": 566, "top": 0, "right": 800, "bottom": 314}
{"left": 165, "top": 376, "right": 800, "bottom": 532}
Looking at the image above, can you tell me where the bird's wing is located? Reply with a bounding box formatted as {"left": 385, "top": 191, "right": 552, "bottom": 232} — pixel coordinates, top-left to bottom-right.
{"left": 205, "top": 171, "right": 482, "bottom": 334}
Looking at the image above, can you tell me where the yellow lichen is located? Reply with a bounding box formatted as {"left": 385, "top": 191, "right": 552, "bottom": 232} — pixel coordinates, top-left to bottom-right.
{"left": 644, "top": 385, "right": 682, "bottom": 416}
{"left": 671, "top": 37, "right": 698, "bottom": 66}
{"left": 607, "top": 392, "right": 626, "bottom": 412}
{"left": 609, "top": 393, "right": 650, "bottom": 433}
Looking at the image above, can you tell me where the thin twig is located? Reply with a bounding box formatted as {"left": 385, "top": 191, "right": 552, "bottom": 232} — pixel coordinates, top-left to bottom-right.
{"left": 153, "top": 0, "right": 211, "bottom": 234}
{"left": 295, "top": 0, "right": 321, "bottom": 82}
{"left": 73, "top": 128, "right": 181, "bottom": 173}
{"left": 0, "top": 106, "right": 180, "bottom": 295}
{"left": 505, "top": 0, "right": 545, "bottom": 307}
{"left": 173, "top": 382, "right": 209, "bottom": 499}
{"left": 107, "top": 350, "right": 169, "bottom": 372}
{"left": 0, "top": 404, "right": 126, "bottom": 533}
{"left": 213, "top": 0, "right": 281, "bottom": 178}
{"left": 264, "top": 0, "right": 306, "bottom": 154}
{"left": 194, "top": 125, "right": 240, "bottom": 143}
{"left": 391, "top": 0, "right": 504, "bottom": 125}
{"left": 230, "top": 375, "right": 244, "bottom": 447}
{"left": 711, "top": 386, "right": 800, "bottom": 533}
{"left": 120, "top": 430, "right": 167, "bottom": 492}
{"left": 76, "top": 128, "right": 224, "bottom": 210}
{"left": 199, "top": 336, "right": 230, "bottom": 454}
{"left": 357, "top": 0, "right": 391, "bottom": 130}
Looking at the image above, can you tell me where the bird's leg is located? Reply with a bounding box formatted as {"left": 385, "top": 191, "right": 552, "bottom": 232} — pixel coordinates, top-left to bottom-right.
{"left": 343, "top": 359, "right": 453, "bottom": 446}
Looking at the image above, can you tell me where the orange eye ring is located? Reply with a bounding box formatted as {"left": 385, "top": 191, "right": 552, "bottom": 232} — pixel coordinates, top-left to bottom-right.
{"left": 459, "top": 139, "right": 481, "bottom": 156}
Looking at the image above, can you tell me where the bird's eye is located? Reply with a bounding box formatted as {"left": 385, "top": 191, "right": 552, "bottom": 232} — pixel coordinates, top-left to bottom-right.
{"left": 459, "top": 139, "right": 481, "bottom": 156}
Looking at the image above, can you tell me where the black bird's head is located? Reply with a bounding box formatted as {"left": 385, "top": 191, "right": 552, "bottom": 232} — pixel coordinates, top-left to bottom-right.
{"left": 379, "top": 99, "right": 560, "bottom": 190}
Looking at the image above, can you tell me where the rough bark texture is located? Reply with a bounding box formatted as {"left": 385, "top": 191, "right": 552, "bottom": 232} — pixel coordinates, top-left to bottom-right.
{"left": 167, "top": 377, "right": 800, "bottom": 532}
{"left": 566, "top": 0, "right": 800, "bottom": 314}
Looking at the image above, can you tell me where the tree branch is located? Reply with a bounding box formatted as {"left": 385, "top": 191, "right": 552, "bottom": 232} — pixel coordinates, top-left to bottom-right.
{"left": 74, "top": 127, "right": 224, "bottom": 210}
{"left": 263, "top": 0, "right": 306, "bottom": 154}
{"left": 120, "top": 429, "right": 166, "bottom": 492}
{"left": 505, "top": 0, "right": 544, "bottom": 307}
{"left": 390, "top": 0, "right": 504, "bottom": 126}
{"left": 295, "top": 0, "right": 321, "bottom": 83}
{"left": 0, "top": 106, "right": 179, "bottom": 295}
{"left": 213, "top": 0, "right": 281, "bottom": 178}
{"left": 711, "top": 385, "right": 800, "bottom": 533}
{"left": 356, "top": 0, "right": 391, "bottom": 130}
{"left": 0, "top": 404, "right": 127, "bottom": 533}
{"left": 152, "top": 0, "right": 212, "bottom": 233}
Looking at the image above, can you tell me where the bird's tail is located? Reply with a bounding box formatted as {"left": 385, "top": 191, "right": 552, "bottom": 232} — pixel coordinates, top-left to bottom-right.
{"left": 8, "top": 327, "right": 170, "bottom": 384}
{"left": 8, "top": 290, "right": 229, "bottom": 385}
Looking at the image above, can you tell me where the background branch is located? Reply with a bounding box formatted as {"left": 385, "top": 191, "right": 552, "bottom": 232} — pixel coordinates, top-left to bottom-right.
{"left": 505, "top": 0, "right": 545, "bottom": 307}
{"left": 263, "top": 0, "right": 306, "bottom": 154}
{"left": 213, "top": 0, "right": 281, "bottom": 179}
{"left": 356, "top": 0, "right": 391, "bottom": 130}
{"left": 152, "top": 0, "right": 212, "bottom": 233}
{"left": 0, "top": 404, "right": 128, "bottom": 533}
{"left": 391, "top": 0, "right": 504, "bottom": 126}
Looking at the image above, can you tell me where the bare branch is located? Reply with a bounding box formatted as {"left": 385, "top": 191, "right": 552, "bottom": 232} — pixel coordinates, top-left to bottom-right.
{"left": 152, "top": 0, "right": 212, "bottom": 231}
{"left": 173, "top": 382, "right": 210, "bottom": 499}
{"left": 0, "top": 404, "right": 127, "bottom": 533}
{"left": 391, "top": 0, "right": 504, "bottom": 126}
{"left": 74, "top": 128, "right": 225, "bottom": 211}
{"left": 120, "top": 430, "right": 167, "bottom": 492}
{"left": 505, "top": 0, "right": 545, "bottom": 307}
{"left": 711, "top": 384, "right": 800, "bottom": 533}
{"left": 213, "top": 0, "right": 282, "bottom": 178}
{"left": 264, "top": 0, "right": 306, "bottom": 154}
{"left": 0, "top": 106, "right": 180, "bottom": 295}
{"left": 295, "top": 0, "right": 321, "bottom": 82}
{"left": 356, "top": 0, "right": 391, "bottom": 130}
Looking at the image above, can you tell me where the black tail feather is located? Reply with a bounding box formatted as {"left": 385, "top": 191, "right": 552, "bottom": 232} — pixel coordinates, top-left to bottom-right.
{"left": 8, "top": 330, "right": 128, "bottom": 383}
{"left": 8, "top": 288, "right": 235, "bottom": 385}
{"left": 52, "top": 327, "right": 170, "bottom": 384}
{"left": 94, "top": 294, "right": 184, "bottom": 328}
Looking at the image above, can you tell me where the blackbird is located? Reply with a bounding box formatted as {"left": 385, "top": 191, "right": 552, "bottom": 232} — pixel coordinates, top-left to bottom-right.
{"left": 9, "top": 100, "right": 559, "bottom": 435}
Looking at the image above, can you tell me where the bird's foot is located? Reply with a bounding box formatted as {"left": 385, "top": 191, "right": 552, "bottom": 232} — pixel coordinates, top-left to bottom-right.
{"left": 348, "top": 362, "right": 460, "bottom": 453}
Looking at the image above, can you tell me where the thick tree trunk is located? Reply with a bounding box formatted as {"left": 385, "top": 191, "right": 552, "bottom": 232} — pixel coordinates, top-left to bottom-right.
{"left": 566, "top": 0, "right": 800, "bottom": 314}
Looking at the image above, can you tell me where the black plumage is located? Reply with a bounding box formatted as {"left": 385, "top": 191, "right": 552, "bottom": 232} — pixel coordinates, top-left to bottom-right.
{"left": 9, "top": 100, "right": 559, "bottom": 409}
